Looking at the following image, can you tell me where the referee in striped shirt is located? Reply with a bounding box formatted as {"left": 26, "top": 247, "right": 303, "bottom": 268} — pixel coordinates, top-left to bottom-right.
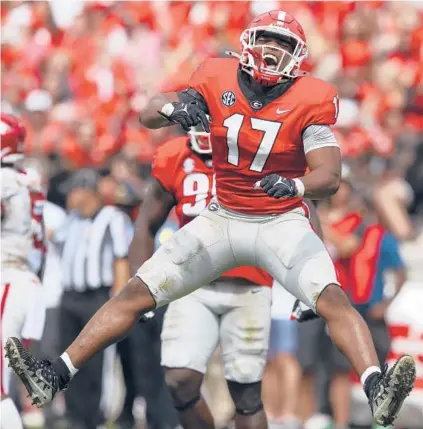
{"left": 54, "top": 169, "right": 132, "bottom": 429}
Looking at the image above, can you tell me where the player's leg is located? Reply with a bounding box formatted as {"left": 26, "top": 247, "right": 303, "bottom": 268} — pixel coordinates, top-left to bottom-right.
{"left": 5, "top": 212, "right": 237, "bottom": 408}
{"left": 161, "top": 291, "right": 220, "bottom": 429}
{"left": 256, "top": 210, "right": 416, "bottom": 425}
{"left": 219, "top": 279, "right": 272, "bottom": 429}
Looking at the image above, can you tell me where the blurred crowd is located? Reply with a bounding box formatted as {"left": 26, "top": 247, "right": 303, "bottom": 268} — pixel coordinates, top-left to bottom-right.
{"left": 2, "top": 0, "right": 423, "bottom": 214}
{"left": 2, "top": 1, "right": 423, "bottom": 429}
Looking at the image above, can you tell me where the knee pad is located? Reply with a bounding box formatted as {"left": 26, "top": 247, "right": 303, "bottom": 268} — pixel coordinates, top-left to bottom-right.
{"left": 164, "top": 369, "right": 202, "bottom": 412}
{"left": 226, "top": 380, "right": 263, "bottom": 416}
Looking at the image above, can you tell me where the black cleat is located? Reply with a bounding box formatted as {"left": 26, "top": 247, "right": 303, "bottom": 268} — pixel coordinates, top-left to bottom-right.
{"left": 369, "top": 355, "right": 416, "bottom": 426}
{"left": 4, "top": 337, "right": 63, "bottom": 408}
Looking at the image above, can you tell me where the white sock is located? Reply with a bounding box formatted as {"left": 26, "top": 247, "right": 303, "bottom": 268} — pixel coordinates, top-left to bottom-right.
{"left": 1, "top": 397, "right": 24, "bottom": 429}
{"left": 60, "top": 352, "right": 79, "bottom": 377}
{"left": 360, "top": 366, "right": 381, "bottom": 386}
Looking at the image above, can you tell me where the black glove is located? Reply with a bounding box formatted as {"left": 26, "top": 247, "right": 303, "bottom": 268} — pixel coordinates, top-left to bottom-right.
{"left": 255, "top": 174, "right": 297, "bottom": 198}
{"left": 158, "top": 101, "right": 210, "bottom": 132}
{"left": 290, "top": 299, "right": 320, "bottom": 322}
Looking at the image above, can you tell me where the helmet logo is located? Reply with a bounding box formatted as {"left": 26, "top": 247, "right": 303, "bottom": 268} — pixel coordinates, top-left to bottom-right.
{"left": 221, "top": 91, "right": 236, "bottom": 107}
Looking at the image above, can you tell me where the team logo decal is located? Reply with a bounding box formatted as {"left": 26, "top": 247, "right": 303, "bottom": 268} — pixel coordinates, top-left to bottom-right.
{"left": 250, "top": 100, "right": 263, "bottom": 110}
{"left": 221, "top": 91, "right": 236, "bottom": 107}
{"left": 183, "top": 158, "right": 195, "bottom": 173}
{"left": 208, "top": 201, "right": 219, "bottom": 212}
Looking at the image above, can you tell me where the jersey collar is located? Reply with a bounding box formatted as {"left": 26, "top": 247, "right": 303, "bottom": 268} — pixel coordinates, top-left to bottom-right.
{"left": 237, "top": 68, "right": 294, "bottom": 111}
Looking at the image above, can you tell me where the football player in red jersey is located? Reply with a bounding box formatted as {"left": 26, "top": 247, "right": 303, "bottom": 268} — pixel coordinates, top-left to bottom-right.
{"left": 6, "top": 10, "right": 416, "bottom": 427}
{"left": 131, "top": 128, "right": 273, "bottom": 429}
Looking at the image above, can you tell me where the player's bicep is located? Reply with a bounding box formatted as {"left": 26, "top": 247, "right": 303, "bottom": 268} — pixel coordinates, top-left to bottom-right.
{"left": 305, "top": 146, "right": 341, "bottom": 175}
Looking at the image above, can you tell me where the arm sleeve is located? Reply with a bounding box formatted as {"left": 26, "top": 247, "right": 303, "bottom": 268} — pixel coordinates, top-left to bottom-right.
{"left": 109, "top": 211, "right": 132, "bottom": 259}
{"left": 302, "top": 125, "right": 339, "bottom": 154}
{"left": 382, "top": 234, "right": 405, "bottom": 270}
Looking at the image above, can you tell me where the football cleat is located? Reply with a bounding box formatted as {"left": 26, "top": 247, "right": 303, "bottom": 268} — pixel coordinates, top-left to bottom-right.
{"left": 4, "top": 337, "right": 62, "bottom": 407}
{"left": 368, "top": 356, "right": 416, "bottom": 426}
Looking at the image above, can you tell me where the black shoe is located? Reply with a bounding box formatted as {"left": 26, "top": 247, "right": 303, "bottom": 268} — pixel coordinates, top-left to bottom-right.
{"left": 4, "top": 337, "right": 62, "bottom": 407}
{"left": 368, "top": 355, "right": 416, "bottom": 426}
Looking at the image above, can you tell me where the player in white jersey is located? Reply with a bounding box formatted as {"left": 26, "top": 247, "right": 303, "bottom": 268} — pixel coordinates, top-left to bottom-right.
{"left": 0, "top": 114, "right": 46, "bottom": 429}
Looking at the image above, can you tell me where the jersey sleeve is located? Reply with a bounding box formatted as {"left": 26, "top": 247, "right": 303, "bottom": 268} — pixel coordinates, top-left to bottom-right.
{"left": 304, "top": 85, "right": 339, "bottom": 128}
{"left": 188, "top": 60, "right": 210, "bottom": 98}
{"left": 151, "top": 141, "right": 181, "bottom": 194}
{"left": 186, "top": 58, "right": 221, "bottom": 107}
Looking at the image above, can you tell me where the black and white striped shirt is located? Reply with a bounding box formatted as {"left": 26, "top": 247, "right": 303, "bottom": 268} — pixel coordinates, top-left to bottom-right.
{"left": 55, "top": 206, "right": 133, "bottom": 292}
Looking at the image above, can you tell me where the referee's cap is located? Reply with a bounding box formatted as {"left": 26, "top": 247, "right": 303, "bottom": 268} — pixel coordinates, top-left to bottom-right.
{"left": 70, "top": 168, "right": 100, "bottom": 191}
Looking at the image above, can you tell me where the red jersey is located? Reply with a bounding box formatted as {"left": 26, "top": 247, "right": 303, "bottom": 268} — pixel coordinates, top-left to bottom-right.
{"left": 189, "top": 58, "right": 338, "bottom": 215}
{"left": 152, "top": 136, "right": 272, "bottom": 287}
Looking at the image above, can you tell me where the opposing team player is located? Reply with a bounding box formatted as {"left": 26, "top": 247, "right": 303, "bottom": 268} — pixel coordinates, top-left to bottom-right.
{"left": 133, "top": 128, "right": 274, "bottom": 428}
{"left": 26, "top": 165, "right": 48, "bottom": 281}
{"left": 1, "top": 114, "right": 46, "bottom": 429}
{"left": 6, "top": 10, "right": 415, "bottom": 426}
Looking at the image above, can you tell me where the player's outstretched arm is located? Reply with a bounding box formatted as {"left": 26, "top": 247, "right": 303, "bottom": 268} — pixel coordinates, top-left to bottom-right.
{"left": 139, "top": 91, "right": 210, "bottom": 132}
{"left": 139, "top": 92, "right": 180, "bottom": 129}
{"left": 128, "top": 179, "right": 175, "bottom": 276}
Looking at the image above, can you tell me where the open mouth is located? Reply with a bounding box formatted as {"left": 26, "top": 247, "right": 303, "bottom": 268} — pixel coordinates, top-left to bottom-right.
{"left": 263, "top": 53, "right": 279, "bottom": 70}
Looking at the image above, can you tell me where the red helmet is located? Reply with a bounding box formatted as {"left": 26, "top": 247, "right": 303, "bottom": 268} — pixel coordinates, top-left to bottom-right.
{"left": 239, "top": 10, "right": 308, "bottom": 85}
{"left": 0, "top": 113, "right": 26, "bottom": 164}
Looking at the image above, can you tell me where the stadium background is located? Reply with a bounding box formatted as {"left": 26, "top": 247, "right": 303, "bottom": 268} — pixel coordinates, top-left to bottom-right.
{"left": 1, "top": 1, "right": 423, "bottom": 429}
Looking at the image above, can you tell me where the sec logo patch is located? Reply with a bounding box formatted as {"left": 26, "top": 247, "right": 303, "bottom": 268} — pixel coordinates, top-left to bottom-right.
{"left": 221, "top": 91, "right": 236, "bottom": 107}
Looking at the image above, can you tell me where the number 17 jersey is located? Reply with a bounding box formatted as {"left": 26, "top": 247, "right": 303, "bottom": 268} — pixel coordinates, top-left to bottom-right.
{"left": 189, "top": 57, "right": 338, "bottom": 215}
{"left": 152, "top": 136, "right": 272, "bottom": 287}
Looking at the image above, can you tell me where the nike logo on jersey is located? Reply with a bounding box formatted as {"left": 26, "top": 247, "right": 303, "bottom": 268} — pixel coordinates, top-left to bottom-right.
{"left": 276, "top": 108, "right": 292, "bottom": 115}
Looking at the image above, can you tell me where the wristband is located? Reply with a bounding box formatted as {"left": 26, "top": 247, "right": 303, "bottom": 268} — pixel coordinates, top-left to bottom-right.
{"left": 160, "top": 103, "right": 175, "bottom": 117}
{"left": 293, "top": 178, "right": 305, "bottom": 197}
